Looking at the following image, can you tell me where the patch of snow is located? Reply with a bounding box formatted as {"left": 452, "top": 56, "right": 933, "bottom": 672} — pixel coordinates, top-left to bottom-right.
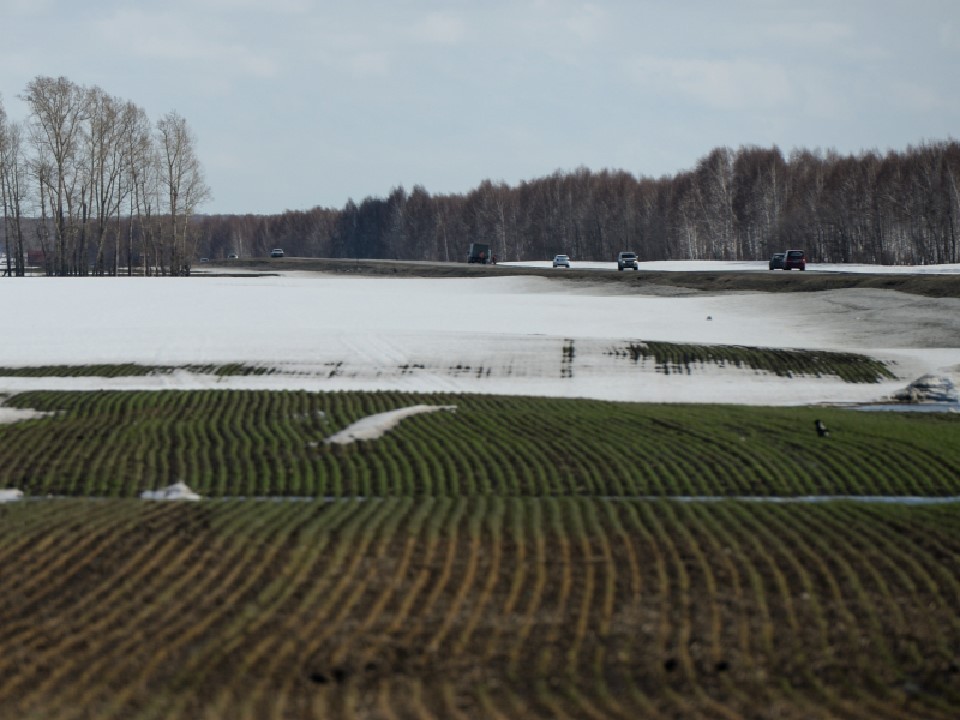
{"left": 891, "top": 374, "right": 959, "bottom": 404}
{"left": 0, "top": 489, "right": 24, "bottom": 503}
{"left": 504, "top": 259, "right": 960, "bottom": 274}
{"left": 324, "top": 405, "right": 457, "bottom": 444}
{"left": 0, "top": 270, "right": 957, "bottom": 406}
{"left": 0, "top": 407, "right": 55, "bottom": 425}
{"left": 140, "top": 482, "right": 201, "bottom": 501}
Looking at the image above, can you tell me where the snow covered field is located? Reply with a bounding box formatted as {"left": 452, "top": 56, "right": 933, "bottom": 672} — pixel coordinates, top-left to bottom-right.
{"left": 0, "top": 264, "right": 958, "bottom": 406}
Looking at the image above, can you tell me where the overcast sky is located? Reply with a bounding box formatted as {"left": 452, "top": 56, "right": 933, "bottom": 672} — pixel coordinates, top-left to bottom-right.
{"left": 2, "top": 0, "right": 958, "bottom": 215}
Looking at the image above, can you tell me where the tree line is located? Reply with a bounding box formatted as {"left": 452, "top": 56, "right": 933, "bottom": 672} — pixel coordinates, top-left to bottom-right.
{"left": 194, "top": 142, "right": 960, "bottom": 267}
{"left": 4, "top": 76, "right": 958, "bottom": 272}
{"left": 0, "top": 76, "right": 210, "bottom": 276}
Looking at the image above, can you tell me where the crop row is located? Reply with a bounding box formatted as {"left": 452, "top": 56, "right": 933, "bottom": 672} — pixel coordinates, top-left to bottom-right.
{"left": 1, "top": 390, "right": 958, "bottom": 498}
{"left": 0, "top": 363, "right": 273, "bottom": 377}
{"left": 0, "top": 498, "right": 956, "bottom": 719}
{"left": 614, "top": 341, "right": 896, "bottom": 383}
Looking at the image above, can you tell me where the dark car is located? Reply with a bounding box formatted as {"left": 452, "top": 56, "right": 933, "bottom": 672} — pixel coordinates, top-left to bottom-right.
{"left": 552, "top": 254, "right": 571, "bottom": 268}
{"left": 617, "top": 251, "right": 638, "bottom": 270}
{"left": 768, "top": 252, "right": 786, "bottom": 270}
{"left": 783, "top": 249, "right": 806, "bottom": 270}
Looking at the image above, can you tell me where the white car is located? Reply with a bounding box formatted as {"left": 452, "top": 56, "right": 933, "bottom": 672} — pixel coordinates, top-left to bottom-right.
{"left": 552, "top": 254, "right": 571, "bottom": 268}
{"left": 270, "top": 248, "right": 284, "bottom": 258}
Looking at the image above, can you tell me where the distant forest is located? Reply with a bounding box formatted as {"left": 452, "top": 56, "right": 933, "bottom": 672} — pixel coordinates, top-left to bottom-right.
{"left": 3, "top": 74, "right": 959, "bottom": 273}
{"left": 197, "top": 141, "right": 960, "bottom": 267}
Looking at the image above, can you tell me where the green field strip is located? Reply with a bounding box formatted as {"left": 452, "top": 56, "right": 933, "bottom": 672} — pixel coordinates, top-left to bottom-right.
{"left": 626, "top": 341, "right": 897, "bottom": 384}
{"left": 801, "top": 506, "right": 917, "bottom": 686}
{"left": 323, "top": 497, "right": 419, "bottom": 677}
{"left": 683, "top": 503, "right": 793, "bottom": 711}
{"left": 34, "top": 509, "right": 235, "bottom": 718}
{"left": 822, "top": 504, "right": 939, "bottom": 671}
{"left": 634, "top": 501, "right": 701, "bottom": 687}
{"left": 577, "top": 503, "right": 639, "bottom": 720}
{"left": 0, "top": 502, "right": 197, "bottom": 709}
{"left": 61, "top": 505, "right": 260, "bottom": 706}
{"left": 858, "top": 505, "right": 960, "bottom": 621}
{"left": 657, "top": 502, "right": 758, "bottom": 720}
{"left": 420, "top": 497, "right": 489, "bottom": 672}
{"left": 0, "top": 502, "right": 149, "bottom": 642}
{"left": 612, "top": 501, "right": 675, "bottom": 703}
{"left": 347, "top": 498, "right": 438, "bottom": 678}
{"left": 483, "top": 498, "right": 531, "bottom": 674}
{"left": 835, "top": 504, "right": 960, "bottom": 659}
{"left": 757, "top": 503, "right": 868, "bottom": 681}
{"left": 3, "top": 391, "right": 959, "bottom": 499}
{"left": 202, "top": 501, "right": 370, "bottom": 716}
{"left": 0, "top": 499, "right": 957, "bottom": 717}
{"left": 394, "top": 499, "right": 470, "bottom": 671}
{"left": 713, "top": 502, "right": 836, "bottom": 706}
{"left": 451, "top": 498, "right": 507, "bottom": 661}
{"left": 95, "top": 502, "right": 280, "bottom": 719}
{"left": 770, "top": 506, "right": 899, "bottom": 699}
{"left": 532, "top": 499, "right": 574, "bottom": 679}
{"left": 166, "top": 501, "right": 370, "bottom": 719}
{"left": 0, "top": 363, "right": 278, "bottom": 378}
{"left": 505, "top": 498, "right": 548, "bottom": 681}
{"left": 292, "top": 499, "right": 416, "bottom": 700}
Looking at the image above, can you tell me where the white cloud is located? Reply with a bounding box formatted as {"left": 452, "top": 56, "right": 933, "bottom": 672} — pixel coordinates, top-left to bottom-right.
{"left": 629, "top": 56, "right": 796, "bottom": 111}
{"left": 410, "top": 12, "right": 467, "bottom": 45}
{"left": 563, "top": 3, "right": 607, "bottom": 43}
{"left": 343, "top": 51, "right": 392, "bottom": 78}
{"left": 92, "top": 7, "right": 280, "bottom": 80}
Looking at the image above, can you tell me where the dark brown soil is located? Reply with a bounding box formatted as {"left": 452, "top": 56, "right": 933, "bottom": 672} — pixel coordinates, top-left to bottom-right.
{"left": 0, "top": 499, "right": 957, "bottom": 719}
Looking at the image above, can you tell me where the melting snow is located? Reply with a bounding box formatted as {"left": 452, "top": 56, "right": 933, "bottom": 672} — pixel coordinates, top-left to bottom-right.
{"left": 0, "top": 489, "right": 23, "bottom": 503}
{"left": 324, "top": 405, "right": 457, "bottom": 444}
{"left": 140, "top": 482, "right": 202, "bottom": 501}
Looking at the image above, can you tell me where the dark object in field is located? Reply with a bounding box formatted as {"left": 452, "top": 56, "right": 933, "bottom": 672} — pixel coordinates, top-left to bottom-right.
{"left": 815, "top": 419, "right": 829, "bottom": 437}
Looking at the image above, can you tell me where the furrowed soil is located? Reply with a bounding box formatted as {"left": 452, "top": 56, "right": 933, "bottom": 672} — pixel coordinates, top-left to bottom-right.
{"left": 2, "top": 260, "right": 959, "bottom": 719}
{"left": 0, "top": 499, "right": 957, "bottom": 720}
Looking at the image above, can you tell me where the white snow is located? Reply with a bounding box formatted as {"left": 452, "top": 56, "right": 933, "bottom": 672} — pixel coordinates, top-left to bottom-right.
{"left": 0, "top": 489, "right": 24, "bottom": 503}
{"left": 139, "top": 482, "right": 201, "bottom": 501}
{"left": 0, "top": 407, "right": 55, "bottom": 424}
{"left": 0, "top": 264, "right": 957, "bottom": 406}
{"left": 505, "top": 259, "right": 960, "bottom": 274}
{"left": 324, "top": 405, "right": 457, "bottom": 444}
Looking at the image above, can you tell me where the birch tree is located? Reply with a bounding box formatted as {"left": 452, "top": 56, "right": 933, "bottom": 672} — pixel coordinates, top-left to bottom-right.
{"left": 156, "top": 111, "right": 210, "bottom": 274}
{"left": 21, "top": 76, "right": 88, "bottom": 275}
{"left": 0, "top": 100, "right": 30, "bottom": 276}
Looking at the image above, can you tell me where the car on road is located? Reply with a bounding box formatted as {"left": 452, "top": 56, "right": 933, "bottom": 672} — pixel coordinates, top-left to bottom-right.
{"left": 270, "top": 248, "right": 284, "bottom": 258}
{"left": 768, "top": 252, "right": 786, "bottom": 270}
{"left": 783, "top": 249, "right": 806, "bottom": 270}
{"left": 199, "top": 257, "right": 210, "bottom": 263}
{"left": 552, "top": 254, "right": 571, "bottom": 268}
{"left": 227, "top": 252, "right": 239, "bottom": 260}
{"left": 617, "top": 251, "right": 638, "bottom": 270}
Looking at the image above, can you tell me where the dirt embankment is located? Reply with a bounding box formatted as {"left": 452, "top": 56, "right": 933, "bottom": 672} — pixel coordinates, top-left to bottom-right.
{"left": 211, "top": 257, "right": 960, "bottom": 298}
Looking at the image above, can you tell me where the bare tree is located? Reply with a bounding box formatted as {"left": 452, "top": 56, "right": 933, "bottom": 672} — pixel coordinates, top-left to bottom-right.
{"left": 21, "top": 76, "right": 88, "bottom": 275}
{"left": 0, "top": 99, "right": 31, "bottom": 276}
{"left": 156, "top": 111, "right": 211, "bottom": 274}
{"left": 82, "top": 86, "right": 140, "bottom": 275}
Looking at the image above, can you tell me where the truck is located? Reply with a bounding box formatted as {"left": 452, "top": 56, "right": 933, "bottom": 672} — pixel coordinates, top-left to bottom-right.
{"left": 467, "top": 243, "right": 493, "bottom": 264}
